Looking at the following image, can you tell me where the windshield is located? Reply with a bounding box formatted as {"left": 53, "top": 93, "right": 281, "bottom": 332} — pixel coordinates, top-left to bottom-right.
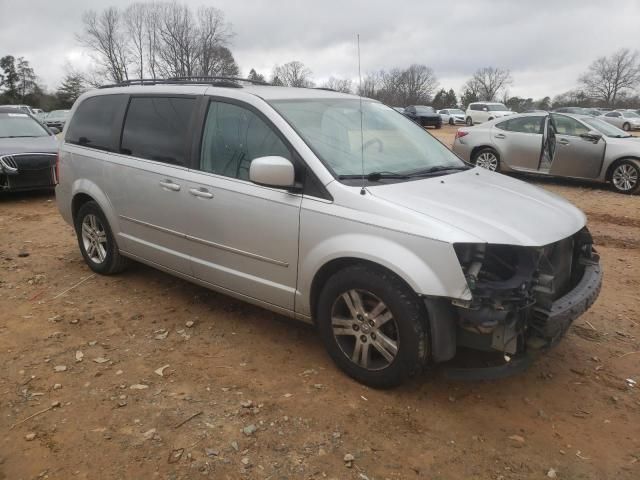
{"left": 270, "top": 99, "right": 464, "bottom": 177}
{"left": 582, "top": 117, "right": 630, "bottom": 137}
{"left": 414, "top": 106, "right": 435, "bottom": 113}
{"left": 0, "top": 113, "right": 50, "bottom": 138}
{"left": 448, "top": 109, "right": 464, "bottom": 115}
{"left": 487, "top": 104, "right": 509, "bottom": 111}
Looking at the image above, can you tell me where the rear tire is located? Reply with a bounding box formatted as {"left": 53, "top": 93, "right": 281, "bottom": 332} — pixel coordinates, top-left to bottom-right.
{"left": 623, "top": 122, "right": 631, "bottom": 132}
{"left": 435, "top": 123, "right": 442, "bottom": 129}
{"left": 466, "top": 117, "right": 473, "bottom": 126}
{"left": 449, "top": 118, "right": 454, "bottom": 126}
{"left": 74, "top": 201, "right": 128, "bottom": 274}
{"left": 316, "top": 264, "right": 429, "bottom": 389}
{"left": 472, "top": 147, "right": 500, "bottom": 172}
{"left": 610, "top": 160, "right": 640, "bottom": 194}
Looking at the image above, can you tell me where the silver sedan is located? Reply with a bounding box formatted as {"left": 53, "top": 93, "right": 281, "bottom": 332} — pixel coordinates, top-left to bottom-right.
{"left": 601, "top": 110, "right": 640, "bottom": 131}
{"left": 452, "top": 112, "right": 640, "bottom": 194}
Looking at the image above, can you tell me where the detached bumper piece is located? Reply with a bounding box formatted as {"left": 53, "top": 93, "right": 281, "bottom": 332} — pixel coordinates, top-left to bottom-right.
{"left": 441, "top": 228, "right": 602, "bottom": 380}
{"left": 0, "top": 153, "right": 57, "bottom": 191}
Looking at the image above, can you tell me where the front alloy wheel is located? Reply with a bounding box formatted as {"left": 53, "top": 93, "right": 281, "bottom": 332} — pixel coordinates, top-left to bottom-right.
{"left": 316, "top": 264, "right": 429, "bottom": 388}
{"left": 611, "top": 161, "right": 639, "bottom": 194}
{"left": 331, "top": 289, "right": 399, "bottom": 370}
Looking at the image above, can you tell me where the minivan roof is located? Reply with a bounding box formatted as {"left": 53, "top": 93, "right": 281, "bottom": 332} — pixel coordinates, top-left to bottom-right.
{"left": 78, "top": 84, "right": 363, "bottom": 102}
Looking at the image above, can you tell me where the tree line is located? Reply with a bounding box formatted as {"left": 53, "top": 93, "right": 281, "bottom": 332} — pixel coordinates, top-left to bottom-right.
{"left": 1, "top": 0, "right": 640, "bottom": 113}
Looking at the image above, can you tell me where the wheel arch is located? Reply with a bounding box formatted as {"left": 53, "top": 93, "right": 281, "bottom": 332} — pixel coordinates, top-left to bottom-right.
{"left": 70, "top": 178, "right": 120, "bottom": 234}
{"left": 470, "top": 145, "right": 499, "bottom": 162}
{"left": 301, "top": 235, "right": 469, "bottom": 321}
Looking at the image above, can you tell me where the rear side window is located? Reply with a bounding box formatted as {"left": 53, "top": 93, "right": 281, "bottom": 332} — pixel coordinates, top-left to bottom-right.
{"left": 66, "top": 95, "right": 127, "bottom": 151}
{"left": 496, "top": 116, "right": 544, "bottom": 134}
{"left": 120, "top": 96, "right": 195, "bottom": 166}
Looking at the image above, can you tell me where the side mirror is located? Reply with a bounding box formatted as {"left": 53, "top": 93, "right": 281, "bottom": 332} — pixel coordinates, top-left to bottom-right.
{"left": 580, "top": 130, "right": 602, "bottom": 143}
{"left": 249, "top": 156, "right": 295, "bottom": 188}
{"left": 49, "top": 127, "right": 60, "bottom": 135}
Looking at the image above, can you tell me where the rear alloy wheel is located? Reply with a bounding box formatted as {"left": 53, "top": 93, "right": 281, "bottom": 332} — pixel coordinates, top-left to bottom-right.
{"left": 611, "top": 161, "right": 640, "bottom": 194}
{"left": 466, "top": 117, "right": 473, "bottom": 126}
{"left": 74, "top": 201, "right": 128, "bottom": 274}
{"left": 623, "top": 122, "right": 631, "bottom": 132}
{"left": 473, "top": 148, "right": 500, "bottom": 171}
{"left": 317, "top": 265, "right": 429, "bottom": 388}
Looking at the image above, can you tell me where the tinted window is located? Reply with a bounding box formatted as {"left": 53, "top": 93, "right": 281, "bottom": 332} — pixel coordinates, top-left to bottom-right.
{"left": 120, "top": 97, "right": 195, "bottom": 165}
{"left": 496, "top": 116, "right": 544, "bottom": 134}
{"left": 551, "top": 114, "right": 589, "bottom": 136}
{"left": 605, "top": 112, "right": 618, "bottom": 117}
{"left": 200, "top": 101, "right": 291, "bottom": 180}
{"left": 66, "top": 95, "right": 126, "bottom": 151}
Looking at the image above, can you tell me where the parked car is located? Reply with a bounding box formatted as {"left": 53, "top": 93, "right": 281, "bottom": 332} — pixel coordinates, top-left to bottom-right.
{"left": 438, "top": 108, "right": 466, "bottom": 125}
{"left": 0, "top": 107, "right": 59, "bottom": 191}
{"left": 391, "top": 107, "right": 405, "bottom": 114}
{"left": 452, "top": 112, "right": 640, "bottom": 194}
{"left": 0, "top": 104, "right": 36, "bottom": 115}
{"left": 464, "top": 102, "right": 512, "bottom": 126}
{"left": 403, "top": 105, "right": 442, "bottom": 128}
{"left": 553, "top": 107, "right": 587, "bottom": 115}
{"left": 44, "top": 110, "right": 70, "bottom": 130}
{"left": 56, "top": 80, "right": 601, "bottom": 387}
{"left": 601, "top": 110, "right": 640, "bottom": 131}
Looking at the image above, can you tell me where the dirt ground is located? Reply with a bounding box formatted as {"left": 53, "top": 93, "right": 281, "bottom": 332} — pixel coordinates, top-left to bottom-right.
{"left": 1, "top": 125, "right": 639, "bottom": 480}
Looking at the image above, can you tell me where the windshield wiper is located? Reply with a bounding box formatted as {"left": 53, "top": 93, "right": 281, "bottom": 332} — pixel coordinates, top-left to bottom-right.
{"left": 338, "top": 171, "right": 409, "bottom": 181}
{"left": 405, "top": 165, "right": 469, "bottom": 177}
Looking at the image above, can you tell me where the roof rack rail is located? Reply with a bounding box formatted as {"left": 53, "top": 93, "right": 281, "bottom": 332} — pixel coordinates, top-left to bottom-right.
{"left": 98, "top": 76, "right": 270, "bottom": 89}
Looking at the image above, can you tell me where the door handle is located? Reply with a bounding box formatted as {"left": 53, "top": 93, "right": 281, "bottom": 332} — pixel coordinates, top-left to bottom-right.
{"left": 189, "top": 188, "right": 214, "bottom": 199}
{"left": 558, "top": 139, "right": 570, "bottom": 145}
{"left": 494, "top": 133, "right": 506, "bottom": 139}
{"left": 159, "top": 180, "right": 181, "bottom": 191}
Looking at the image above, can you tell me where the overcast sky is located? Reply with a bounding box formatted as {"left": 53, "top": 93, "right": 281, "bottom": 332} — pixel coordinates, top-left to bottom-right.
{"left": 1, "top": 0, "right": 639, "bottom": 99}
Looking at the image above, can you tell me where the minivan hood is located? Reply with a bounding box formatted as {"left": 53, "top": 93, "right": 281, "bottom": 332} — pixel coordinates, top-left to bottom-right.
{"left": 0, "top": 135, "right": 58, "bottom": 156}
{"left": 369, "top": 168, "right": 585, "bottom": 246}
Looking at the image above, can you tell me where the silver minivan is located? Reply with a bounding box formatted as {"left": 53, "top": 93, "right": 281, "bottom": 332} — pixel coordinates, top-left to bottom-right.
{"left": 56, "top": 79, "right": 602, "bottom": 387}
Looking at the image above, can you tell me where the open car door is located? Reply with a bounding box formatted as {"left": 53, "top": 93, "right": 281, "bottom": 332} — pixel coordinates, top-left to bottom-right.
{"left": 547, "top": 113, "right": 605, "bottom": 179}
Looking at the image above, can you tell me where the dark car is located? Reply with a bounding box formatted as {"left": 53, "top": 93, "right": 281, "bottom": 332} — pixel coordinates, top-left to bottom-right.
{"left": 44, "top": 110, "right": 70, "bottom": 130}
{"left": 0, "top": 108, "right": 59, "bottom": 192}
{"left": 403, "top": 105, "right": 442, "bottom": 129}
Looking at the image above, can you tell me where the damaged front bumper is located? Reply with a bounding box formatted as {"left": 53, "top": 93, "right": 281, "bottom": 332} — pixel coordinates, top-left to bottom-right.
{"left": 431, "top": 227, "right": 603, "bottom": 380}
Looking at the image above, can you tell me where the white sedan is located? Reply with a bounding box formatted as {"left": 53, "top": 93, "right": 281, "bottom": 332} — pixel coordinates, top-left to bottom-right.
{"left": 438, "top": 108, "right": 466, "bottom": 125}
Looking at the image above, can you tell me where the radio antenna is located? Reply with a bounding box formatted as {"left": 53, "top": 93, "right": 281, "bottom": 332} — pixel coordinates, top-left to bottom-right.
{"left": 357, "top": 34, "right": 366, "bottom": 195}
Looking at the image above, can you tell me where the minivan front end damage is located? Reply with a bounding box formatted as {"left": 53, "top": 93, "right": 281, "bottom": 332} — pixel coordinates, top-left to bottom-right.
{"left": 432, "top": 227, "right": 602, "bottom": 378}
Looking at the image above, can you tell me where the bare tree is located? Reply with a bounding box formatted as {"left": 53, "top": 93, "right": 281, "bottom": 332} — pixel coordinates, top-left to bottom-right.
{"left": 196, "top": 6, "right": 234, "bottom": 76}
{"left": 357, "top": 72, "right": 380, "bottom": 97}
{"left": 464, "top": 67, "right": 512, "bottom": 101}
{"left": 143, "top": 2, "right": 162, "bottom": 79}
{"left": 579, "top": 48, "right": 640, "bottom": 107}
{"left": 78, "top": 8, "right": 130, "bottom": 83}
{"left": 156, "top": 2, "right": 198, "bottom": 77}
{"left": 271, "top": 61, "right": 314, "bottom": 87}
{"left": 125, "top": 3, "right": 146, "bottom": 79}
{"left": 399, "top": 64, "right": 438, "bottom": 105}
{"left": 321, "top": 76, "right": 352, "bottom": 93}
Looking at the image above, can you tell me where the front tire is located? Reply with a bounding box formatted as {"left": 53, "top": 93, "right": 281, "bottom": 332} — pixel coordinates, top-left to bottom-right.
{"left": 466, "top": 117, "right": 473, "bottom": 126}
{"left": 316, "top": 264, "right": 429, "bottom": 388}
{"left": 449, "top": 118, "right": 454, "bottom": 126}
{"left": 610, "top": 160, "right": 640, "bottom": 194}
{"left": 623, "top": 122, "right": 631, "bottom": 132}
{"left": 472, "top": 147, "right": 500, "bottom": 171}
{"left": 435, "top": 122, "right": 442, "bottom": 129}
{"left": 74, "top": 201, "right": 128, "bottom": 274}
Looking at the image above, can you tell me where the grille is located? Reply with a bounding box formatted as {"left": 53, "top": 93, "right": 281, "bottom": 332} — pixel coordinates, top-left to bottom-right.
{"left": 6, "top": 168, "right": 55, "bottom": 189}
{"left": 0, "top": 155, "right": 18, "bottom": 170}
{"left": 3, "top": 153, "right": 56, "bottom": 172}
